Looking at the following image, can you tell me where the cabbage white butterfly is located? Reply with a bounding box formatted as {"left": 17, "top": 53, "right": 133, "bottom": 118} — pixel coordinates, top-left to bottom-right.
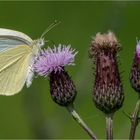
{"left": 0, "top": 21, "right": 60, "bottom": 96}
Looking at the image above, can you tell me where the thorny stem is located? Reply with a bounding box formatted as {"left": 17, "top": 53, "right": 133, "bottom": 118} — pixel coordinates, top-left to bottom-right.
{"left": 67, "top": 103, "right": 97, "bottom": 140}
{"left": 106, "top": 114, "right": 113, "bottom": 140}
{"left": 129, "top": 95, "right": 140, "bottom": 140}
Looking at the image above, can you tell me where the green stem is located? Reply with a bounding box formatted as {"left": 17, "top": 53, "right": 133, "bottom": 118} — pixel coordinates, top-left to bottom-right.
{"left": 129, "top": 95, "right": 140, "bottom": 140}
{"left": 67, "top": 104, "right": 97, "bottom": 140}
{"left": 106, "top": 114, "right": 113, "bottom": 140}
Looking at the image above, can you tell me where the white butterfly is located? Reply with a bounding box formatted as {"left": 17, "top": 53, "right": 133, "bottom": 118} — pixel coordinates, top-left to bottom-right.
{"left": 0, "top": 21, "right": 59, "bottom": 96}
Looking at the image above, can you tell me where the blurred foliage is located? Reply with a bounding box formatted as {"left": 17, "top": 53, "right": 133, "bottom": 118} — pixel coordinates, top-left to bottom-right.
{"left": 0, "top": 1, "right": 139, "bottom": 139}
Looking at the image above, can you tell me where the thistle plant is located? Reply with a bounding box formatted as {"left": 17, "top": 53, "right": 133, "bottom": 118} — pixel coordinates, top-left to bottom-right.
{"left": 129, "top": 40, "right": 140, "bottom": 140}
{"left": 89, "top": 32, "right": 124, "bottom": 140}
{"left": 130, "top": 40, "right": 140, "bottom": 92}
{"left": 34, "top": 44, "right": 97, "bottom": 139}
{"left": 34, "top": 45, "right": 77, "bottom": 106}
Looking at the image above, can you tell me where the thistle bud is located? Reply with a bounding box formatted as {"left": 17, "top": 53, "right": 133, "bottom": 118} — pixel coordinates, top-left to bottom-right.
{"left": 34, "top": 44, "right": 78, "bottom": 106}
{"left": 130, "top": 41, "right": 140, "bottom": 93}
{"left": 90, "top": 32, "right": 124, "bottom": 114}
{"left": 50, "top": 69, "right": 76, "bottom": 106}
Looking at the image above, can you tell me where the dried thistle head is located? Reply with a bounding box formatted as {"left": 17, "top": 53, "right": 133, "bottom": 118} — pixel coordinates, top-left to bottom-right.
{"left": 90, "top": 31, "right": 124, "bottom": 114}
{"left": 89, "top": 31, "right": 120, "bottom": 59}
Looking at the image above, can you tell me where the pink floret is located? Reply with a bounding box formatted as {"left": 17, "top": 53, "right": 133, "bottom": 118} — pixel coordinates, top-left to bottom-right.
{"left": 34, "top": 44, "right": 78, "bottom": 76}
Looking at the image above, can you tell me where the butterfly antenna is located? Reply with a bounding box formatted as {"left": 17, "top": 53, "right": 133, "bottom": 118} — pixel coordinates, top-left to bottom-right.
{"left": 41, "top": 20, "right": 61, "bottom": 38}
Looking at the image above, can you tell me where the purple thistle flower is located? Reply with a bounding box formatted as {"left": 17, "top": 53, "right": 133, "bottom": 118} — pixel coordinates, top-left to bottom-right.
{"left": 136, "top": 41, "right": 140, "bottom": 60}
{"left": 34, "top": 44, "right": 78, "bottom": 106}
{"left": 34, "top": 44, "right": 78, "bottom": 77}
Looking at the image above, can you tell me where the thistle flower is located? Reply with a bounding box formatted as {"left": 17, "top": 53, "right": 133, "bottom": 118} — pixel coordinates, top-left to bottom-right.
{"left": 90, "top": 32, "right": 124, "bottom": 114}
{"left": 34, "top": 44, "right": 78, "bottom": 106}
{"left": 130, "top": 40, "right": 140, "bottom": 93}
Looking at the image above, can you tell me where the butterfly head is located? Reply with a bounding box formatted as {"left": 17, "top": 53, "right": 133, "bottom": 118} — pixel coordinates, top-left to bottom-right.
{"left": 35, "top": 38, "right": 45, "bottom": 48}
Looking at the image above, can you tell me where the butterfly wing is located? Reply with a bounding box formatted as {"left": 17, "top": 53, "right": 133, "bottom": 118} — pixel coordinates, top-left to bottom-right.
{"left": 0, "top": 45, "right": 33, "bottom": 95}
{"left": 0, "top": 28, "right": 36, "bottom": 95}
{"left": 0, "top": 28, "right": 42, "bottom": 95}
{"left": 0, "top": 28, "right": 33, "bottom": 45}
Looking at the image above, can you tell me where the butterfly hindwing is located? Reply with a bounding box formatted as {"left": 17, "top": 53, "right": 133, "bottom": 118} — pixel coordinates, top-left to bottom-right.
{"left": 0, "top": 45, "right": 33, "bottom": 95}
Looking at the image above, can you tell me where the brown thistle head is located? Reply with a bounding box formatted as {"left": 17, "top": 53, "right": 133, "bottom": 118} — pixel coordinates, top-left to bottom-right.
{"left": 90, "top": 31, "right": 124, "bottom": 114}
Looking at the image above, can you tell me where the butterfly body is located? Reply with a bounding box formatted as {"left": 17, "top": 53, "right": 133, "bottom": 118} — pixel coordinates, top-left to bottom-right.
{"left": 0, "top": 28, "right": 45, "bottom": 95}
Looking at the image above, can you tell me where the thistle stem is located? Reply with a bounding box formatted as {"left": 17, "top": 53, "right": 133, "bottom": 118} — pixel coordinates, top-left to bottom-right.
{"left": 106, "top": 114, "right": 113, "bottom": 140}
{"left": 129, "top": 95, "right": 140, "bottom": 140}
{"left": 67, "top": 104, "right": 97, "bottom": 140}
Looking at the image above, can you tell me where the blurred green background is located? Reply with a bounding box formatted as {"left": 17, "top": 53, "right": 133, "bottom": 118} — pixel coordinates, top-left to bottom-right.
{"left": 0, "top": 1, "right": 139, "bottom": 139}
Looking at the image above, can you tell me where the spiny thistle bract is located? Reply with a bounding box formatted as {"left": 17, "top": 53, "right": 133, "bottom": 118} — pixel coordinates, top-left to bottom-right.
{"left": 130, "top": 40, "right": 140, "bottom": 93}
{"left": 50, "top": 70, "right": 77, "bottom": 106}
{"left": 90, "top": 32, "right": 124, "bottom": 114}
{"left": 34, "top": 44, "right": 78, "bottom": 106}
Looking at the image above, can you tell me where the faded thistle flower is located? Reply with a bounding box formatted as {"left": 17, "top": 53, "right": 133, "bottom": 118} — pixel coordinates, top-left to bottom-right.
{"left": 90, "top": 31, "right": 124, "bottom": 114}
{"left": 34, "top": 44, "right": 78, "bottom": 106}
{"left": 130, "top": 40, "right": 140, "bottom": 93}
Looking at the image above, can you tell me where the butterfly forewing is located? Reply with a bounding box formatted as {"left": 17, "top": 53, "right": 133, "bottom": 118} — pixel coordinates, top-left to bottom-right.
{"left": 0, "top": 28, "right": 33, "bottom": 45}
{"left": 0, "top": 38, "right": 26, "bottom": 52}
